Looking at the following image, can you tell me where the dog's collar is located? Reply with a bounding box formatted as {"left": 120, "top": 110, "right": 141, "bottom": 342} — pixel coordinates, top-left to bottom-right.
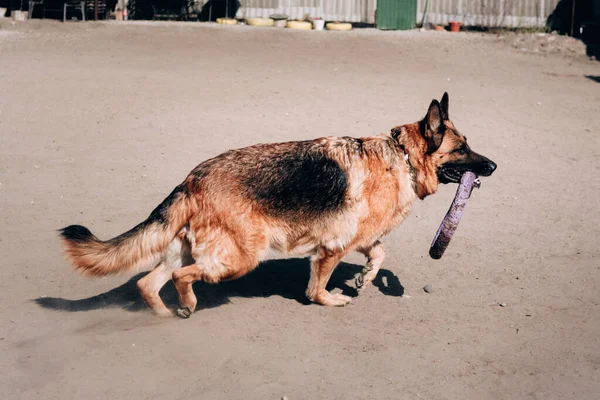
{"left": 392, "top": 128, "right": 417, "bottom": 188}
{"left": 392, "top": 129, "right": 413, "bottom": 171}
{"left": 399, "top": 144, "right": 417, "bottom": 188}
{"left": 399, "top": 144, "right": 414, "bottom": 172}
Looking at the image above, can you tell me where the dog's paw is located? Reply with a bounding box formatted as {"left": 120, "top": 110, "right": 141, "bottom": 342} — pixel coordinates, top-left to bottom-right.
{"left": 355, "top": 273, "right": 374, "bottom": 292}
{"left": 176, "top": 307, "right": 193, "bottom": 319}
{"left": 330, "top": 293, "right": 352, "bottom": 306}
{"left": 355, "top": 273, "right": 365, "bottom": 289}
{"left": 315, "top": 292, "right": 352, "bottom": 307}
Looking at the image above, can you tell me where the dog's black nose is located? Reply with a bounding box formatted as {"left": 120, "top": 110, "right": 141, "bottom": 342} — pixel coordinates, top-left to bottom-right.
{"left": 481, "top": 161, "right": 497, "bottom": 176}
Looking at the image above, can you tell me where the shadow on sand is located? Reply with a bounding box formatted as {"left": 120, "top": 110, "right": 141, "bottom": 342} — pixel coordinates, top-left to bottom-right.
{"left": 585, "top": 75, "right": 600, "bottom": 83}
{"left": 35, "top": 258, "right": 404, "bottom": 314}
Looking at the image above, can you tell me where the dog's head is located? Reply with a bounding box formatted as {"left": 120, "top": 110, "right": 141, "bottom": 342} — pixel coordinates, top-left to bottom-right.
{"left": 421, "top": 92, "right": 497, "bottom": 184}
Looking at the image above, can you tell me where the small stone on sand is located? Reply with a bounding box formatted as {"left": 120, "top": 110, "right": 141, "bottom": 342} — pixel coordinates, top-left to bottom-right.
{"left": 423, "top": 284, "right": 434, "bottom": 293}
{"left": 499, "top": 303, "right": 507, "bottom": 307}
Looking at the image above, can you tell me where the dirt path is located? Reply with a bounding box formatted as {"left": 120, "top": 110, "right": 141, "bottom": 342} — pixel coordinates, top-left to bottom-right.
{"left": 1, "top": 21, "right": 599, "bottom": 400}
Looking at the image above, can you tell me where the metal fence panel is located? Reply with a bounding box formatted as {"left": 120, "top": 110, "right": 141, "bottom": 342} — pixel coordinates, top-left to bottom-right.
{"left": 417, "top": 0, "right": 560, "bottom": 27}
{"left": 239, "top": 0, "right": 559, "bottom": 28}
{"left": 238, "top": 0, "right": 377, "bottom": 23}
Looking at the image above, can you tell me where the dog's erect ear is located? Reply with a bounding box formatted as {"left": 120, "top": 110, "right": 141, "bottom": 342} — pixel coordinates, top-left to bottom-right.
{"left": 426, "top": 99, "right": 443, "bottom": 132}
{"left": 440, "top": 92, "right": 449, "bottom": 120}
{"left": 423, "top": 99, "right": 445, "bottom": 152}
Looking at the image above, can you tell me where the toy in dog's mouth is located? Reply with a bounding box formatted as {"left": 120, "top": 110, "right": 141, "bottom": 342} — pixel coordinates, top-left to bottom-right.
{"left": 437, "top": 158, "right": 496, "bottom": 185}
{"left": 438, "top": 167, "right": 466, "bottom": 184}
{"left": 429, "top": 171, "right": 481, "bottom": 259}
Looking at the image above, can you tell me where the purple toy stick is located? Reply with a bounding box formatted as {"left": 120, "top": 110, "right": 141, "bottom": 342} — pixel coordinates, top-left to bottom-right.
{"left": 429, "top": 171, "right": 480, "bottom": 260}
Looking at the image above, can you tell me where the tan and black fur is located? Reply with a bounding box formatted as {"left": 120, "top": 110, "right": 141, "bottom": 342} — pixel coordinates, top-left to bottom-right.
{"left": 60, "top": 93, "right": 496, "bottom": 318}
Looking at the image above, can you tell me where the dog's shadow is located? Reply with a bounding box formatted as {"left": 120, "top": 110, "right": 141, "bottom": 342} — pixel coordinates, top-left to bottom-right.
{"left": 34, "top": 259, "right": 404, "bottom": 314}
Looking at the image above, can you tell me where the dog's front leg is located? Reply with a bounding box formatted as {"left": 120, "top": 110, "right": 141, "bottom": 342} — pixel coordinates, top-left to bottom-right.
{"left": 355, "top": 241, "right": 386, "bottom": 291}
{"left": 306, "top": 247, "right": 350, "bottom": 306}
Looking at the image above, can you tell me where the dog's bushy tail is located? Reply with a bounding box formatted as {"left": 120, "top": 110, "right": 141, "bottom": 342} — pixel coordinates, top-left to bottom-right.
{"left": 59, "top": 185, "right": 191, "bottom": 277}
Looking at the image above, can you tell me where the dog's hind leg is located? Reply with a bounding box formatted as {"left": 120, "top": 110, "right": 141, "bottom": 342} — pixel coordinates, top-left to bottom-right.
{"left": 137, "top": 262, "right": 176, "bottom": 317}
{"left": 355, "top": 241, "right": 386, "bottom": 292}
{"left": 137, "top": 237, "right": 191, "bottom": 317}
{"left": 171, "top": 220, "right": 266, "bottom": 318}
{"left": 171, "top": 257, "right": 259, "bottom": 318}
{"left": 306, "top": 247, "right": 350, "bottom": 306}
{"left": 172, "top": 264, "right": 204, "bottom": 318}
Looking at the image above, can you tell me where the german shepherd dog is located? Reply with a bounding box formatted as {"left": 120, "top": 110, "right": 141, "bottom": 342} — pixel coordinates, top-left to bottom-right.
{"left": 60, "top": 93, "right": 496, "bottom": 318}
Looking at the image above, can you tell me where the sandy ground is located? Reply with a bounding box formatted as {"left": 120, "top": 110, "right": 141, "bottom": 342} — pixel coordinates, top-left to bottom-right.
{"left": 1, "top": 20, "right": 599, "bottom": 400}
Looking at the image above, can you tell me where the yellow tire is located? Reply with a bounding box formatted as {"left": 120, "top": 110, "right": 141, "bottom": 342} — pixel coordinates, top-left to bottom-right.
{"left": 287, "top": 20, "right": 312, "bottom": 30}
{"left": 326, "top": 22, "right": 352, "bottom": 31}
{"left": 216, "top": 18, "right": 238, "bottom": 25}
{"left": 247, "top": 17, "right": 275, "bottom": 27}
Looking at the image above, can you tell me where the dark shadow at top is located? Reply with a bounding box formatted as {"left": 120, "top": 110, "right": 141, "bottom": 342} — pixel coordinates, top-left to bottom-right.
{"left": 197, "top": 0, "right": 239, "bottom": 22}
{"left": 35, "top": 258, "right": 404, "bottom": 314}
{"left": 546, "top": 0, "right": 600, "bottom": 61}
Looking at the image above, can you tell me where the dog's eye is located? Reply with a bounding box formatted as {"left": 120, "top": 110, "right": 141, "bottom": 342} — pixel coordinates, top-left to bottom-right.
{"left": 457, "top": 149, "right": 466, "bottom": 155}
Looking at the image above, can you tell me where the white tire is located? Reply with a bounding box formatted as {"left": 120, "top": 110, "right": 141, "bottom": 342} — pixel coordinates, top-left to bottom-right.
{"left": 247, "top": 17, "right": 275, "bottom": 27}
{"left": 287, "top": 20, "right": 312, "bottom": 30}
{"left": 216, "top": 18, "right": 238, "bottom": 25}
{"left": 326, "top": 22, "right": 352, "bottom": 31}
